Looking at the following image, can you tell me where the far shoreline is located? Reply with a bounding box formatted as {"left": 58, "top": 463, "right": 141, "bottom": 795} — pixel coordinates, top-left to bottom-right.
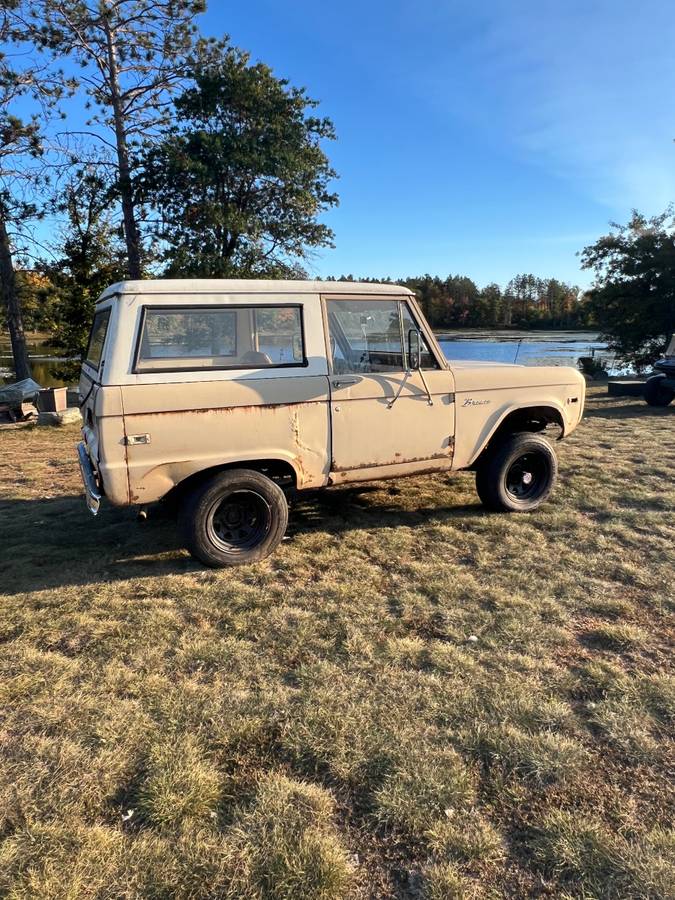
{"left": 435, "top": 328, "right": 602, "bottom": 342}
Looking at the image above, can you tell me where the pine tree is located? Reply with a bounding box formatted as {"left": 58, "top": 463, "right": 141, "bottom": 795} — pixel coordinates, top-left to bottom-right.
{"left": 141, "top": 42, "right": 338, "bottom": 277}
{"left": 27, "top": 0, "right": 205, "bottom": 278}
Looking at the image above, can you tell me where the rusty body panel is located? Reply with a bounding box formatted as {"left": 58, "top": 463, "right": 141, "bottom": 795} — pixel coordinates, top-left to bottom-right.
{"left": 121, "top": 377, "right": 330, "bottom": 502}
{"left": 79, "top": 377, "right": 129, "bottom": 505}
{"left": 121, "top": 375, "right": 330, "bottom": 415}
{"left": 328, "top": 369, "right": 455, "bottom": 474}
{"left": 328, "top": 456, "right": 453, "bottom": 484}
{"left": 77, "top": 279, "right": 586, "bottom": 514}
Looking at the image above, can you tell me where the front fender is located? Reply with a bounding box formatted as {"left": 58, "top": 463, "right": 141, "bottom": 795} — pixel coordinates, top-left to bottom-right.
{"left": 454, "top": 397, "right": 571, "bottom": 470}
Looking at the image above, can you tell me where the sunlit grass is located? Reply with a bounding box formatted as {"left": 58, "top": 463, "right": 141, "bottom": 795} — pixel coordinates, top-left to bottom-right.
{"left": 0, "top": 388, "right": 673, "bottom": 898}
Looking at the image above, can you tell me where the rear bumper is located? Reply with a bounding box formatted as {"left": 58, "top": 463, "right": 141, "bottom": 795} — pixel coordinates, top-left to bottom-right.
{"left": 77, "top": 441, "right": 102, "bottom": 515}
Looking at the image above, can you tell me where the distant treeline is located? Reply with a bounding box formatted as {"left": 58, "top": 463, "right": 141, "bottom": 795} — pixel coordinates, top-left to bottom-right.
{"left": 325, "top": 274, "right": 592, "bottom": 330}
{"left": 8, "top": 269, "right": 592, "bottom": 340}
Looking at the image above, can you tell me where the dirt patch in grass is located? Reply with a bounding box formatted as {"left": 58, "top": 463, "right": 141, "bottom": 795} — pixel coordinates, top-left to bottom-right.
{"left": 0, "top": 388, "right": 673, "bottom": 898}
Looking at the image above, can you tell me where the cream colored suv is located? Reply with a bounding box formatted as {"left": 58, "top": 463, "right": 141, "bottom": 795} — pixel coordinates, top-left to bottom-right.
{"left": 78, "top": 280, "right": 585, "bottom": 566}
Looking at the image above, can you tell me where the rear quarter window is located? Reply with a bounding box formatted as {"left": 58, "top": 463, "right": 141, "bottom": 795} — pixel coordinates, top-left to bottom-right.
{"left": 85, "top": 308, "right": 111, "bottom": 370}
{"left": 134, "top": 305, "right": 306, "bottom": 372}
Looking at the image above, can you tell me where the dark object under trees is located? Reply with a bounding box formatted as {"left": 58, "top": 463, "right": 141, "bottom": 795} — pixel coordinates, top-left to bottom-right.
{"left": 644, "top": 374, "right": 675, "bottom": 407}
{"left": 27, "top": 0, "right": 205, "bottom": 279}
{"left": 581, "top": 210, "right": 675, "bottom": 370}
{"left": 643, "top": 336, "right": 675, "bottom": 406}
{"left": 141, "top": 43, "right": 338, "bottom": 277}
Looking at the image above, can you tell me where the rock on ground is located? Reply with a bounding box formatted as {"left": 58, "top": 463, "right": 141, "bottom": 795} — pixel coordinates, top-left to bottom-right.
{"left": 37, "top": 408, "right": 82, "bottom": 427}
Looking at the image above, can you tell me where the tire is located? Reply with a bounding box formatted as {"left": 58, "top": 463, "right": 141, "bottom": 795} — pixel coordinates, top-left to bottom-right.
{"left": 475, "top": 432, "right": 558, "bottom": 512}
{"left": 179, "top": 469, "right": 288, "bottom": 567}
{"left": 644, "top": 374, "right": 675, "bottom": 407}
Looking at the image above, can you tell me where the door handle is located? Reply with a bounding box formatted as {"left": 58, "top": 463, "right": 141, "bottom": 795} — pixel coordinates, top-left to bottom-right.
{"left": 332, "top": 377, "right": 359, "bottom": 388}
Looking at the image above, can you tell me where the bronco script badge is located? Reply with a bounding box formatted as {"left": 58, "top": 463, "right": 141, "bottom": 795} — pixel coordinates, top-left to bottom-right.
{"left": 462, "top": 398, "right": 491, "bottom": 406}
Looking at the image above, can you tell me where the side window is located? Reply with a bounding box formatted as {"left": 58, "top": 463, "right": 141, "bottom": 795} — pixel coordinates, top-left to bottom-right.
{"left": 135, "top": 305, "right": 305, "bottom": 371}
{"left": 140, "top": 308, "right": 237, "bottom": 360}
{"left": 253, "top": 308, "right": 304, "bottom": 364}
{"left": 326, "top": 299, "right": 404, "bottom": 374}
{"left": 85, "top": 308, "right": 111, "bottom": 369}
{"left": 400, "top": 302, "right": 440, "bottom": 370}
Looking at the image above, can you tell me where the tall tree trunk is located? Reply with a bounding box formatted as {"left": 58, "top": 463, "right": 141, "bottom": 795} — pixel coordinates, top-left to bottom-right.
{"left": 503, "top": 296, "right": 512, "bottom": 327}
{"left": 103, "top": 15, "right": 142, "bottom": 279}
{"left": 0, "top": 213, "right": 31, "bottom": 382}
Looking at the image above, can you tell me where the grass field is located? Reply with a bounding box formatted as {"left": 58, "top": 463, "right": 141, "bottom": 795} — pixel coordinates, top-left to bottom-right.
{"left": 0, "top": 388, "right": 673, "bottom": 899}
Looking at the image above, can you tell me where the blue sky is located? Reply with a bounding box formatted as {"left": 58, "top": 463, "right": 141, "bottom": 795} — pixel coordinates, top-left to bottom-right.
{"left": 198, "top": 0, "right": 675, "bottom": 287}
{"left": 7, "top": 1, "right": 675, "bottom": 287}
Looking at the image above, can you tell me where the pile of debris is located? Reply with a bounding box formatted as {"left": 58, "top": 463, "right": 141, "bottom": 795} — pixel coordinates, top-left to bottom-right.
{"left": 0, "top": 378, "right": 42, "bottom": 423}
{"left": 0, "top": 381, "right": 81, "bottom": 426}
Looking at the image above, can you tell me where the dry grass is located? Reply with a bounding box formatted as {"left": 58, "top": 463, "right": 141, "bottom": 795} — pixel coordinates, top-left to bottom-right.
{"left": 0, "top": 387, "right": 673, "bottom": 898}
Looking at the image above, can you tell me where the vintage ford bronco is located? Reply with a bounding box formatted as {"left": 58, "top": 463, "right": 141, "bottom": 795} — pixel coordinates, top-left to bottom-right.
{"left": 78, "top": 280, "right": 586, "bottom": 565}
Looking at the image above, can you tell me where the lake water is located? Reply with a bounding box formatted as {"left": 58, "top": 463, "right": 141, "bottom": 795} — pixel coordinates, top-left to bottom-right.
{"left": 0, "top": 336, "right": 71, "bottom": 388}
{"left": 436, "top": 329, "right": 617, "bottom": 372}
{"left": 1, "top": 330, "right": 615, "bottom": 388}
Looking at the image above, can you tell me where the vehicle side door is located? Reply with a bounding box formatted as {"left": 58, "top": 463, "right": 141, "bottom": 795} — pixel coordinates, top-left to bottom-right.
{"left": 325, "top": 295, "right": 455, "bottom": 478}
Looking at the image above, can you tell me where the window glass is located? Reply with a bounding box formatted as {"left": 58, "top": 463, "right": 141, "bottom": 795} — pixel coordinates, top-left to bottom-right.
{"left": 254, "top": 308, "right": 304, "bottom": 364}
{"left": 85, "top": 308, "right": 111, "bottom": 369}
{"left": 136, "top": 306, "right": 304, "bottom": 371}
{"left": 326, "top": 299, "right": 404, "bottom": 373}
{"left": 141, "top": 309, "right": 236, "bottom": 360}
{"left": 400, "top": 302, "right": 440, "bottom": 369}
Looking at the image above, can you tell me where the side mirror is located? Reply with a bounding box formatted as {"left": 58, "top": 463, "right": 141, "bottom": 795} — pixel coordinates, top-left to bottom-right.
{"left": 408, "top": 329, "right": 422, "bottom": 370}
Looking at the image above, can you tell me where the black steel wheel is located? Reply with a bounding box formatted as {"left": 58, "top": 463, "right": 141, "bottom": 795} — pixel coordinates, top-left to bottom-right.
{"left": 476, "top": 432, "right": 558, "bottom": 512}
{"left": 180, "top": 469, "right": 288, "bottom": 566}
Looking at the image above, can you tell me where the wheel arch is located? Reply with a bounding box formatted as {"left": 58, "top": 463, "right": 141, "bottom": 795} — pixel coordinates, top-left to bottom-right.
{"left": 162, "top": 457, "right": 299, "bottom": 507}
{"left": 468, "top": 403, "right": 566, "bottom": 469}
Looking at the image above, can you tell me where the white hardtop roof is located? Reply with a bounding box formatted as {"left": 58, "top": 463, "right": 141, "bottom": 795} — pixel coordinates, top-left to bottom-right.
{"left": 98, "top": 278, "right": 413, "bottom": 302}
